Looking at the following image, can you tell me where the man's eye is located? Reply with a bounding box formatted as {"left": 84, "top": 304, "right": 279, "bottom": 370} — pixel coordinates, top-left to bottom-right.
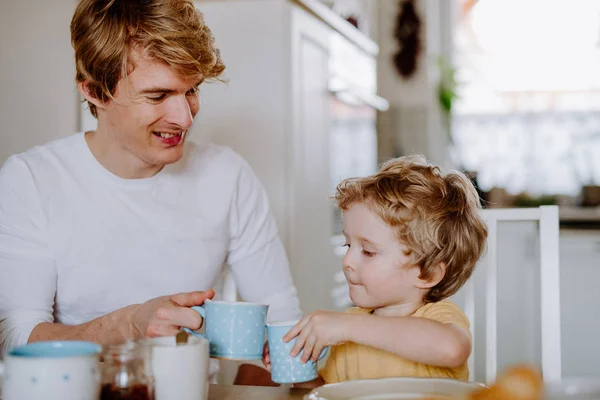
{"left": 362, "top": 250, "right": 375, "bottom": 257}
{"left": 148, "top": 94, "right": 167, "bottom": 102}
{"left": 186, "top": 87, "right": 199, "bottom": 96}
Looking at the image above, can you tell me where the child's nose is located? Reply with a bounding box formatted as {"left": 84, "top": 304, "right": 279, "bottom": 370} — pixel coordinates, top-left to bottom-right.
{"left": 342, "top": 257, "right": 355, "bottom": 272}
{"left": 343, "top": 248, "right": 359, "bottom": 270}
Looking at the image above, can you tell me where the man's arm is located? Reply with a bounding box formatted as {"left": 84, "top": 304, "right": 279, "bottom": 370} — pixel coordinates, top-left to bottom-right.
{"left": 230, "top": 237, "right": 301, "bottom": 321}
{"left": 29, "top": 306, "right": 136, "bottom": 344}
{"left": 28, "top": 290, "right": 214, "bottom": 345}
{"left": 225, "top": 151, "right": 301, "bottom": 322}
{"left": 0, "top": 155, "right": 58, "bottom": 356}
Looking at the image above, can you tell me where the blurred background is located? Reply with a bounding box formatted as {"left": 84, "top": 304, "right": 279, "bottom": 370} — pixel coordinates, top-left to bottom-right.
{"left": 1, "top": 0, "right": 599, "bottom": 383}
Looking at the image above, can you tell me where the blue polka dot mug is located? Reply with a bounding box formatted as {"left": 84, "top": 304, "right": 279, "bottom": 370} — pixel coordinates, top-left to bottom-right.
{"left": 267, "top": 320, "right": 329, "bottom": 384}
{"left": 0, "top": 341, "right": 101, "bottom": 400}
{"left": 184, "top": 299, "right": 268, "bottom": 360}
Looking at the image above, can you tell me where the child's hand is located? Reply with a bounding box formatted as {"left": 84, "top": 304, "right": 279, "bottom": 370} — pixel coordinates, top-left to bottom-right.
{"left": 283, "top": 310, "right": 352, "bottom": 363}
{"left": 261, "top": 341, "right": 271, "bottom": 371}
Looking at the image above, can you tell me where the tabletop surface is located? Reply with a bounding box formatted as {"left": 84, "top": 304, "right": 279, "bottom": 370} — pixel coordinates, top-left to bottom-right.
{"left": 208, "top": 384, "right": 311, "bottom": 400}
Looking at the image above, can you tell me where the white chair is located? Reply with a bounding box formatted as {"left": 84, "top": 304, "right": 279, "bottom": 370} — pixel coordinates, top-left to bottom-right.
{"left": 462, "top": 205, "right": 561, "bottom": 383}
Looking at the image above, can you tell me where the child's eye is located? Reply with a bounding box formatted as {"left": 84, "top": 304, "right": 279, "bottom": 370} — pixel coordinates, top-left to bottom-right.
{"left": 343, "top": 244, "right": 350, "bottom": 248}
{"left": 186, "top": 87, "right": 198, "bottom": 96}
{"left": 362, "top": 250, "right": 375, "bottom": 257}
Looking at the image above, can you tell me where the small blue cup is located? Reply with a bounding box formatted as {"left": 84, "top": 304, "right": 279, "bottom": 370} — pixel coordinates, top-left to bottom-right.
{"left": 185, "top": 300, "right": 268, "bottom": 360}
{"left": 267, "top": 321, "right": 328, "bottom": 384}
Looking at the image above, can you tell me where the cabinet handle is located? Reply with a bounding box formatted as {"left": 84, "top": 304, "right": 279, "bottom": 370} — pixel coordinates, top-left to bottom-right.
{"left": 328, "top": 78, "right": 390, "bottom": 111}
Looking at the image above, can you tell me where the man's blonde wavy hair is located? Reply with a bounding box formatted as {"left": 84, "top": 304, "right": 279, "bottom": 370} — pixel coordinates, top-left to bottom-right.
{"left": 71, "top": 0, "right": 225, "bottom": 118}
{"left": 335, "top": 155, "right": 488, "bottom": 303}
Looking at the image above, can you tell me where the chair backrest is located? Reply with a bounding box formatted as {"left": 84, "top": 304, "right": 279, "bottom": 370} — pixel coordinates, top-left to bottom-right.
{"left": 462, "top": 205, "right": 561, "bottom": 383}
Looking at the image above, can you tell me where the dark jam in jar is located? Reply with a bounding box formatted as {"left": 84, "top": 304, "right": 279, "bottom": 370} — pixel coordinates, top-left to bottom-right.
{"left": 100, "top": 341, "right": 155, "bottom": 400}
{"left": 100, "top": 383, "right": 154, "bottom": 400}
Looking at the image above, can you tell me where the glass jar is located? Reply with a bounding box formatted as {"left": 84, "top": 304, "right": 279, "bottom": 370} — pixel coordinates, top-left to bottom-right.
{"left": 100, "top": 340, "right": 155, "bottom": 400}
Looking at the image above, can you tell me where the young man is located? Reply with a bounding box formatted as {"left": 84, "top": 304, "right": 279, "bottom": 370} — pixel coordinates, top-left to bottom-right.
{"left": 0, "top": 0, "right": 300, "bottom": 364}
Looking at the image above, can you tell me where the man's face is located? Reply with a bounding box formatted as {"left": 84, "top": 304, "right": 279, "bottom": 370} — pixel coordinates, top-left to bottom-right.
{"left": 97, "top": 49, "right": 201, "bottom": 172}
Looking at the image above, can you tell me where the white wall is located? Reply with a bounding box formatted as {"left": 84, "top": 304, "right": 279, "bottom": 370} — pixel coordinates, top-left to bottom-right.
{"left": 373, "top": 0, "right": 452, "bottom": 168}
{"left": 194, "top": 0, "right": 290, "bottom": 247}
{"left": 0, "top": 0, "right": 78, "bottom": 164}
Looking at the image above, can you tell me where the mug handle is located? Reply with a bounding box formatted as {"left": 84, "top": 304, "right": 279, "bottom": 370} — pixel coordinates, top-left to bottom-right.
{"left": 183, "top": 305, "right": 207, "bottom": 339}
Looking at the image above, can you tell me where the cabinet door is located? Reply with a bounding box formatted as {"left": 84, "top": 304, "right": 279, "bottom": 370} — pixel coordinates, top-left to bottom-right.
{"left": 288, "top": 6, "right": 339, "bottom": 314}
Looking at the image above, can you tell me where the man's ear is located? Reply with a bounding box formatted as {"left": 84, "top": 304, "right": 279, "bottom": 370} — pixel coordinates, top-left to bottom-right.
{"left": 77, "top": 81, "right": 106, "bottom": 111}
{"left": 415, "top": 262, "right": 447, "bottom": 289}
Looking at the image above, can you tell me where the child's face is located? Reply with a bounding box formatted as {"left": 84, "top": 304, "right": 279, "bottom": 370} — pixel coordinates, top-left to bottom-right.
{"left": 341, "top": 203, "right": 424, "bottom": 311}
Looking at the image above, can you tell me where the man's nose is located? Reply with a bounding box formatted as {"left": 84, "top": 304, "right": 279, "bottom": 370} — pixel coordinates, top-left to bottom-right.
{"left": 165, "top": 95, "right": 194, "bottom": 129}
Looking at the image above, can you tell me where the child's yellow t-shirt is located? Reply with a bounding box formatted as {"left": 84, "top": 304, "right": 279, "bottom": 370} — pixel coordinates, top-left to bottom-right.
{"left": 319, "top": 301, "right": 470, "bottom": 383}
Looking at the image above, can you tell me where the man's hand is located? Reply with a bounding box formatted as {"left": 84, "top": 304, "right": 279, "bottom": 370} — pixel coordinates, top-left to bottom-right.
{"left": 283, "top": 310, "right": 353, "bottom": 363}
{"left": 129, "top": 289, "right": 215, "bottom": 338}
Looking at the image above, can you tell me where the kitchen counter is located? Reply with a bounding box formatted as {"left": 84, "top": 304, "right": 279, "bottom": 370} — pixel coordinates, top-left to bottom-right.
{"left": 559, "top": 206, "right": 600, "bottom": 229}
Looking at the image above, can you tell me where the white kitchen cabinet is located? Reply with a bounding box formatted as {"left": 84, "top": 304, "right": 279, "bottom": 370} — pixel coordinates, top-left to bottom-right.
{"left": 195, "top": 0, "right": 380, "bottom": 314}
{"left": 288, "top": 7, "right": 337, "bottom": 314}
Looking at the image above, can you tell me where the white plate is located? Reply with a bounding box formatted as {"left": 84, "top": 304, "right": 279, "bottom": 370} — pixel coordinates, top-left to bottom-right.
{"left": 304, "top": 377, "right": 485, "bottom": 400}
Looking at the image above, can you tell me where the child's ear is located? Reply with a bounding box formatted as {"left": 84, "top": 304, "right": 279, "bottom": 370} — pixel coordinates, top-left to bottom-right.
{"left": 415, "top": 262, "right": 447, "bottom": 289}
{"left": 77, "top": 81, "right": 107, "bottom": 111}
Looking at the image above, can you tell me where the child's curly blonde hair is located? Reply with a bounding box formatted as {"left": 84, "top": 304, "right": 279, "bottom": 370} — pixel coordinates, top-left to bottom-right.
{"left": 335, "top": 155, "right": 487, "bottom": 303}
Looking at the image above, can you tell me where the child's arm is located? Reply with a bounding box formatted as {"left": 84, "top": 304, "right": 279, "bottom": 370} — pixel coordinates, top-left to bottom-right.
{"left": 285, "top": 310, "right": 470, "bottom": 368}
{"left": 347, "top": 313, "right": 471, "bottom": 368}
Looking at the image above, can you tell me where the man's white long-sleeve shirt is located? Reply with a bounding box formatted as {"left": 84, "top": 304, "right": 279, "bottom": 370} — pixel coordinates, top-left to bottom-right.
{"left": 0, "top": 133, "right": 301, "bottom": 356}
